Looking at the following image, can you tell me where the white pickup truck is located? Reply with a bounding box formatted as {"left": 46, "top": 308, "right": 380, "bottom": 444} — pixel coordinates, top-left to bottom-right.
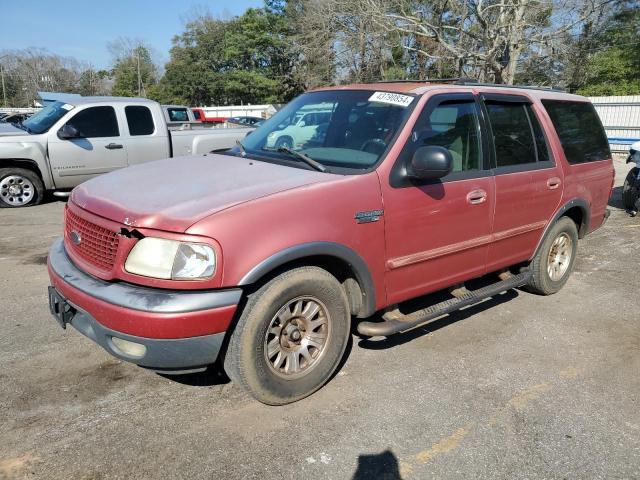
{"left": 0, "top": 96, "right": 252, "bottom": 207}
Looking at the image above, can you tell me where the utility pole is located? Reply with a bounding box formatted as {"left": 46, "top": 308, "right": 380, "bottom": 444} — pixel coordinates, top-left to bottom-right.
{"left": 0, "top": 54, "right": 8, "bottom": 107}
{"left": 1, "top": 64, "right": 6, "bottom": 107}
{"left": 136, "top": 48, "right": 142, "bottom": 97}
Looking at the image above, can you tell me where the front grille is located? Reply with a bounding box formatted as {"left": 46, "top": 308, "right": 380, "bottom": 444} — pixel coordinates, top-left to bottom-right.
{"left": 65, "top": 208, "right": 119, "bottom": 271}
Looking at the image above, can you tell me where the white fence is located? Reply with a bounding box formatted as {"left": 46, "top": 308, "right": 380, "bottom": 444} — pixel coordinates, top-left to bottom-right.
{"left": 199, "top": 104, "right": 278, "bottom": 122}
{"left": 589, "top": 95, "right": 640, "bottom": 153}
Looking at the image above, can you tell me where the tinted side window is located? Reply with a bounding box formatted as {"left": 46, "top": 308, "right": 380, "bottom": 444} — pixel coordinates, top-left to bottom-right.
{"left": 407, "top": 100, "right": 482, "bottom": 172}
{"left": 67, "top": 106, "right": 119, "bottom": 138}
{"left": 527, "top": 105, "right": 550, "bottom": 163}
{"left": 125, "top": 106, "right": 155, "bottom": 136}
{"left": 168, "top": 108, "right": 188, "bottom": 122}
{"left": 541, "top": 100, "right": 610, "bottom": 164}
{"left": 486, "top": 102, "right": 536, "bottom": 167}
{"left": 192, "top": 110, "right": 202, "bottom": 120}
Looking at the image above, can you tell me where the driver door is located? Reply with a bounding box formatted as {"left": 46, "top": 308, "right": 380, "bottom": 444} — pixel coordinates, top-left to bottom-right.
{"left": 48, "top": 106, "right": 127, "bottom": 189}
{"left": 382, "top": 93, "right": 495, "bottom": 305}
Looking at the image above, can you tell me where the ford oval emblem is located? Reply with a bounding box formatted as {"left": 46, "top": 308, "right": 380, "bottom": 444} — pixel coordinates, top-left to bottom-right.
{"left": 70, "top": 230, "right": 82, "bottom": 245}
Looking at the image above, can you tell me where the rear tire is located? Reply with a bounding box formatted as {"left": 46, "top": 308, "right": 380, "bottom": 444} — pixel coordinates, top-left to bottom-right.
{"left": 526, "top": 217, "right": 578, "bottom": 295}
{"left": 622, "top": 167, "right": 639, "bottom": 211}
{"left": 0, "top": 168, "right": 44, "bottom": 208}
{"left": 224, "top": 266, "right": 350, "bottom": 405}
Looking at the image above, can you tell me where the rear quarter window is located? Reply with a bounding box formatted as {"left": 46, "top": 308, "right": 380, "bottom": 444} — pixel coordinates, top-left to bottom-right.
{"left": 541, "top": 100, "right": 610, "bottom": 164}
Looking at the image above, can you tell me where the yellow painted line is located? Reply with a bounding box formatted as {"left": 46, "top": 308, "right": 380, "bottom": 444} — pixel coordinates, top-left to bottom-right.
{"left": 507, "top": 382, "right": 552, "bottom": 411}
{"left": 414, "top": 426, "right": 471, "bottom": 465}
{"left": 0, "top": 453, "right": 37, "bottom": 479}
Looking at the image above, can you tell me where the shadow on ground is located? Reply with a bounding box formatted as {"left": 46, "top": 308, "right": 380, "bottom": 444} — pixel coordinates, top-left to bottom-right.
{"left": 353, "top": 449, "right": 402, "bottom": 480}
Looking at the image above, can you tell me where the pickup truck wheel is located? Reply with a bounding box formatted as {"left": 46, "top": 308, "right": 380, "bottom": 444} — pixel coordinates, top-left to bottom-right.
{"left": 0, "top": 168, "right": 44, "bottom": 208}
{"left": 275, "top": 136, "right": 294, "bottom": 150}
{"left": 622, "top": 167, "right": 639, "bottom": 211}
{"left": 526, "top": 217, "right": 578, "bottom": 295}
{"left": 224, "top": 266, "right": 350, "bottom": 405}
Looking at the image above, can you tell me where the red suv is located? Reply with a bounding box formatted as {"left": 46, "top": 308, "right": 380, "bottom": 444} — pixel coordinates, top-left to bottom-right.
{"left": 47, "top": 82, "right": 614, "bottom": 404}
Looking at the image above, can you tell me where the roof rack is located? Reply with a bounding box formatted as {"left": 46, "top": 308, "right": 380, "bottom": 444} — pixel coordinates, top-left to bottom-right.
{"left": 376, "top": 77, "right": 478, "bottom": 84}
{"left": 453, "top": 80, "right": 566, "bottom": 93}
{"left": 376, "top": 77, "right": 565, "bottom": 92}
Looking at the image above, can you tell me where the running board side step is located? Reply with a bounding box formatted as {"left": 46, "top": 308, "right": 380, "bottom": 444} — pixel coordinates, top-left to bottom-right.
{"left": 357, "top": 271, "right": 532, "bottom": 337}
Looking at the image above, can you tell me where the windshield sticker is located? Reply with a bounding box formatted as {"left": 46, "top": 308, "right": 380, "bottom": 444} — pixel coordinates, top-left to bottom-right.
{"left": 61, "top": 104, "right": 74, "bottom": 111}
{"left": 368, "top": 91, "right": 414, "bottom": 107}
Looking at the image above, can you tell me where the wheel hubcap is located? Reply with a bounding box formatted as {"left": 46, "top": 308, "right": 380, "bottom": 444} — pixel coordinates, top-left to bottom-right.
{"left": 264, "top": 296, "right": 331, "bottom": 378}
{"left": 547, "top": 233, "right": 572, "bottom": 281}
{"left": 0, "top": 175, "right": 35, "bottom": 206}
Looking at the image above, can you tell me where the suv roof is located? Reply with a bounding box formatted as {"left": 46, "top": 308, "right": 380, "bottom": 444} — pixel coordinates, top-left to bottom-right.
{"left": 315, "top": 81, "right": 586, "bottom": 102}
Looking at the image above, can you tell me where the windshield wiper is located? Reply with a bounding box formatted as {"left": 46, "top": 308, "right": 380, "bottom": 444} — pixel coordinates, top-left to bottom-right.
{"left": 263, "top": 146, "right": 327, "bottom": 172}
{"left": 236, "top": 140, "right": 247, "bottom": 157}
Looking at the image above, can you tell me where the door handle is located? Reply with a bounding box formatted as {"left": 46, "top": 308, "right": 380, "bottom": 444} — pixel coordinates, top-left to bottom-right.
{"left": 105, "top": 143, "right": 123, "bottom": 150}
{"left": 466, "top": 189, "right": 487, "bottom": 205}
{"left": 547, "top": 177, "right": 561, "bottom": 190}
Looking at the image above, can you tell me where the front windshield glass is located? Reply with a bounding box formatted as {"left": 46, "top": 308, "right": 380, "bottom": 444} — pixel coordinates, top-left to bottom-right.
{"left": 239, "top": 90, "right": 416, "bottom": 171}
{"left": 23, "top": 101, "right": 74, "bottom": 134}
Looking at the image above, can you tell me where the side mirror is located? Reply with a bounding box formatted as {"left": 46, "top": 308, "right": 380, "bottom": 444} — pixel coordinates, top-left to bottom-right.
{"left": 409, "top": 145, "right": 453, "bottom": 180}
{"left": 57, "top": 124, "right": 80, "bottom": 140}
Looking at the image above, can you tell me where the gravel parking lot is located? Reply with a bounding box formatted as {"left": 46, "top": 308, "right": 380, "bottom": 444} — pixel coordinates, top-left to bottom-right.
{"left": 1, "top": 157, "right": 638, "bottom": 480}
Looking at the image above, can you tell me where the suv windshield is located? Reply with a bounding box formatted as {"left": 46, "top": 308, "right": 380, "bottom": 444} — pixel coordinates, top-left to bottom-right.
{"left": 239, "top": 90, "right": 416, "bottom": 171}
{"left": 23, "top": 101, "right": 74, "bottom": 134}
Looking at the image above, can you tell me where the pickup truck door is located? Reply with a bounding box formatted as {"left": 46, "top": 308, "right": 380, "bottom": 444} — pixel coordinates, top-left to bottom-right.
{"left": 123, "top": 104, "right": 170, "bottom": 165}
{"left": 382, "top": 93, "right": 495, "bottom": 305}
{"left": 47, "top": 106, "right": 127, "bottom": 189}
{"left": 480, "top": 94, "right": 563, "bottom": 271}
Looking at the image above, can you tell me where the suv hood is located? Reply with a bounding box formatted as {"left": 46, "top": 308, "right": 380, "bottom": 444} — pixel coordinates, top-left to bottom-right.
{"left": 71, "top": 154, "right": 336, "bottom": 232}
{"left": 0, "top": 123, "right": 29, "bottom": 136}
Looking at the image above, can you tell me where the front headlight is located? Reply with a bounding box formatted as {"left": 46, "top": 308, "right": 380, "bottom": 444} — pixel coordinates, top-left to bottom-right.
{"left": 124, "top": 238, "right": 216, "bottom": 280}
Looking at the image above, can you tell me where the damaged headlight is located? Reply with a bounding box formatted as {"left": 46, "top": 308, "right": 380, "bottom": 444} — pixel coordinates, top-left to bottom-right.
{"left": 124, "top": 238, "right": 216, "bottom": 280}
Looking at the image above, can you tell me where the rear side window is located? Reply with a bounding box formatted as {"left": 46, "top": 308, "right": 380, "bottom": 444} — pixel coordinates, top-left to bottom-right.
{"left": 125, "top": 106, "right": 155, "bottom": 136}
{"left": 192, "top": 110, "right": 202, "bottom": 120}
{"left": 541, "top": 100, "right": 610, "bottom": 164}
{"left": 66, "top": 106, "right": 119, "bottom": 138}
{"left": 486, "top": 102, "right": 537, "bottom": 167}
{"left": 167, "top": 108, "right": 189, "bottom": 122}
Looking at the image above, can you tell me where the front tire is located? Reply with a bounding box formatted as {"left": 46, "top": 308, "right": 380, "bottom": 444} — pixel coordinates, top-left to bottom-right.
{"left": 0, "top": 168, "right": 44, "bottom": 208}
{"left": 622, "top": 167, "right": 639, "bottom": 211}
{"left": 224, "top": 267, "right": 351, "bottom": 405}
{"left": 526, "top": 217, "right": 578, "bottom": 295}
{"left": 275, "top": 136, "right": 294, "bottom": 150}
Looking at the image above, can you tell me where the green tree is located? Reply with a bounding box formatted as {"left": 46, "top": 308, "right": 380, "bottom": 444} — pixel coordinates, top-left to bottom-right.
{"left": 577, "top": 7, "right": 640, "bottom": 95}
{"left": 159, "top": 5, "right": 299, "bottom": 106}
{"left": 109, "top": 40, "right": 158, "bottom": 98}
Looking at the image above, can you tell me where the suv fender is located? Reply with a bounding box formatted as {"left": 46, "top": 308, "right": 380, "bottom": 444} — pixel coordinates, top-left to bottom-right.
{"left": 238, "top": 242, "right": 376, "bottom": 318}
{"left": 531, "top": 198, "right": 590, "bottom": 259}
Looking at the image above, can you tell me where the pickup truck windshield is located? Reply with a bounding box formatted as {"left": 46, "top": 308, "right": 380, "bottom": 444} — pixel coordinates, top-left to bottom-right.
{"left": 23, "top": 101, "right": 74, "bottom": 134}
{"left": 240, "top": 90, "right": 416, "bottom": 171}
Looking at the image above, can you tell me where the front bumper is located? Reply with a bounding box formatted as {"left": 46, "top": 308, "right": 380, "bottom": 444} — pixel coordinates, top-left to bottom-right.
{"left": 47, "top": 237, "right": 242, "bottom": 372}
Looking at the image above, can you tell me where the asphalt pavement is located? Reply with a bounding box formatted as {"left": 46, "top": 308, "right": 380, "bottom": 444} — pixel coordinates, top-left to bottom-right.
{"left": 1, "top": 157, "right": 638, "bottom": 479}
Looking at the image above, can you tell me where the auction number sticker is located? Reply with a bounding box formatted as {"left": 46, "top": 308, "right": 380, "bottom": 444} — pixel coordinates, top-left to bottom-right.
{"left": 368, "top": 91, "right": 414, "bottom": 107}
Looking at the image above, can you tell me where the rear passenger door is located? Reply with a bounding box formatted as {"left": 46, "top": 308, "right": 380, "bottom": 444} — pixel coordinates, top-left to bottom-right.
{"left": 481, "top": 94, "right": 563, "bottom": 271}
{"left": 124, "top": 105, "right": 170, "bottom": 165}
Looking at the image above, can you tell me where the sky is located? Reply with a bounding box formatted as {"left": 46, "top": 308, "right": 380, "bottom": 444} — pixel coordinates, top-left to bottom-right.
{"left": 0, "top": 0, "right": 263, "bottom": 69}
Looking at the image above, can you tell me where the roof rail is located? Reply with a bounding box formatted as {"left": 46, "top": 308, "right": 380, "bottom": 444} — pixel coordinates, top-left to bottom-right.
{"left": 452, "top": 80, "right": 566, "bottom": 93}
{"left": 376, "top": 77, "right": 478, "bottom": 84}
{"left": 376, "top": 78, "right": 565, "bottom": 92}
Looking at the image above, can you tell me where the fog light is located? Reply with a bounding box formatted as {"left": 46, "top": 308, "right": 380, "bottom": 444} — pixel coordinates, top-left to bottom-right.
{"left": 111, "top": 337, "right": 147, "bottom": 358}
